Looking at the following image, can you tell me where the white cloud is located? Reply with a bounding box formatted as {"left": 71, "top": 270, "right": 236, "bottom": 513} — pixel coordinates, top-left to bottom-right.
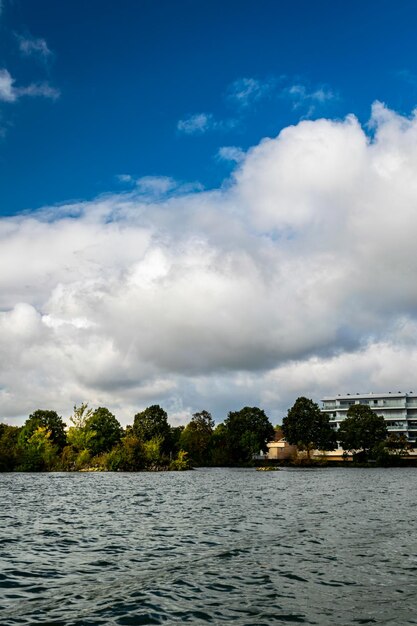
{"left": 0, "top": 69, "right": 16, "bottom": 102}
{"left": 0, "top": 68, "right": 59, "bottom": 102}
{"left": 17, "top": 35, "right": 52, "bottom": 60}
{"left": 177, "top": 113, "right": 214, "bottom": 134}
{"left": 3, "top": 103, "right": 417, "bottom": 425}
{"left": 177, "top": 113, "right": 237, "bottom": 135}
{"left": 177, "top": 77, "right": 275, "bottom": 138}
{"left": 217, "top": 146, "right": 245, "bottom": 163}
{"left": 227, "top": 77, "right": 275, "bottom": 108}
{"left": 284, "top": 82, "right": 337, "bottom": 116}
{"left": 117, "top": 174, "right": 134, "bottom": 184}
{"left": 226, "top": 76, "right": 335, "bottom": 116}
{"left": 177, "top": 76, "right": 334, "bottom": 139}
{"left": 17, "top": 82, "right": 60, "bottom": 100}
{"left": 136, "top": 176, "right": 177, "bottom": 195}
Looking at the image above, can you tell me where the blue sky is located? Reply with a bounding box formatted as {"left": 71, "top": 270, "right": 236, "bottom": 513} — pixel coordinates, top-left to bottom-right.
{"left": 2, "top": 0, "right": 417, "bottom": 214}
{"left": 3, "top": 1, "right": 417, "bottom": 425}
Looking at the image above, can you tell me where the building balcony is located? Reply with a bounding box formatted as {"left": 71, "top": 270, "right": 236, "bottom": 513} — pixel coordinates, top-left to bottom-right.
{"left": 380, "top": 402, "right": 406, "bottom": 408}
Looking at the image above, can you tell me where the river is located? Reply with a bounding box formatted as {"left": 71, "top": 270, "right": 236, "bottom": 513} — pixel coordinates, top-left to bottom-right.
{"left": 0, "top": 467, "right": 416, "bottom": 625}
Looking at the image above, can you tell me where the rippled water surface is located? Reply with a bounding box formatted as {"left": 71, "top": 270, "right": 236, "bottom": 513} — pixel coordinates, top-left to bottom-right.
{"left": 1, "top": 468, "right": 417, "bottom": 625}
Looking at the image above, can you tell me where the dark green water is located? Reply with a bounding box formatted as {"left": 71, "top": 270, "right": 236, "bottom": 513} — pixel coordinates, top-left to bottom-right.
{"left": 0, "top": 467, "right": 416, "bottom": 625}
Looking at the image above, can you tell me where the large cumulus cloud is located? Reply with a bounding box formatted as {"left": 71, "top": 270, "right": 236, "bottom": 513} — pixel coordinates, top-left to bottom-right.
{"left": 2, "top": 102, "right": 417, "bottom": 425}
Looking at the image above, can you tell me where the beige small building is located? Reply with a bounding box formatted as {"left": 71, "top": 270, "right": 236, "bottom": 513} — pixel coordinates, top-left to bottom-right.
{"left": 266, "top": 428, "right": 297, "bottom": 460}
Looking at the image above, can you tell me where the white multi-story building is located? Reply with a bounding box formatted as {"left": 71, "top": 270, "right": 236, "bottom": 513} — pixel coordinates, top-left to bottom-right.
{"left": 321, "top": 392, "right": 417, "bottom": 442}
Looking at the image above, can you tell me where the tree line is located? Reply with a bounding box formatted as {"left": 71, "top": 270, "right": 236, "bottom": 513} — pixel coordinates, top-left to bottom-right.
{"left": 0, "top": 404, "right": 275, "bottom": 472}
{"left": 0, "top": 397, "right": 412, "bottom": 472}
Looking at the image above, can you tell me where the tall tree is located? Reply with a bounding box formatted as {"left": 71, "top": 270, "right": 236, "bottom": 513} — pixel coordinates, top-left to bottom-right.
{"left": 179, "top": 410, "right": 214, "bottom": 465}
{"left": 19, "top": 410, "right": 67, "bottom": 450}
{"left": 85, "top": 407, "right": 123, "bottom": 456}
{"left": 338, "top": 404, "right": 388, "bottom": 460}
{"left": 282, "top": 397, "right": 336, "bottom": 459}
{"left": 223, "top": 406, "right": 274, "bottom": 464}
{"left": 133, "top": 405, "right": 171, "bottom": 453}
{"left": 67, "top": 403, "right": 95, "bottom": 451}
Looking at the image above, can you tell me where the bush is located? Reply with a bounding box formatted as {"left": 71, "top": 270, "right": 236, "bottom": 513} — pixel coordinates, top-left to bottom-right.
{"left": 169, "top": 450, "right": 192, "bottom": 471}
{"left": 74, "top": 449, "right": 92, "bottom": 470}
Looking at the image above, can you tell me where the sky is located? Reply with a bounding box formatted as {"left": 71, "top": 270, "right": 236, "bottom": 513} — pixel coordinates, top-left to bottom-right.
{"left": 2, "top": 0, "right": 417, "bottom": 426}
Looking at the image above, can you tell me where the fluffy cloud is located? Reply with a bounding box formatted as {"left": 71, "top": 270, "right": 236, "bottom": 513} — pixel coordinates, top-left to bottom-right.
{"left": 2, "top": 103, "right": 417, "bottom": 425}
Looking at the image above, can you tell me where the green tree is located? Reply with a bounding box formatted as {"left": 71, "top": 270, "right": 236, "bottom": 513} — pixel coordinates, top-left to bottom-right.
{"left": 102, "top": 434, "right": 146, "bottom": 471}
{"left": 17, "top": 444, "right": 44, "bottom": 471}
{"left": 210, "top": 423, "right": 230, "bottom": 466}
{"left": 179, "top": 410, "right": 214, "bottom": 465}
{"left": 67, "top": 403, "right": 95, "bottom": 451}
{"left": 143, "top": 436, "right": 164, "bottom": 466}
{"left": 0, "top": 424, "right": 21, "bottom": 471}
{"left": 29, "top": 426, "right": 59, "bottom": 469}
{"left": 85, "top": 407, "right": 123, "bottom": 456}
{"left": 120, "top": 434, "right": 146, "bottom": 470}
{"left": 282, "top": 397, "right": 336, "bottom": 459}
{"left": 223, "top": 406, "right": 275, "bottom": 464}
{"left": 18, "top": 426, "right": 59, "bottom": 471}
{"left": 170, "top": 425, "right": 184, "bottom": 457}
{"left": 20, "top": 410, "right": 67, "bottom": 450}
{"left": 133, "top": 405, "right": 171, "bottom": 453}
{"left": 337, "top": 404, "right": 388, "bottom": 460}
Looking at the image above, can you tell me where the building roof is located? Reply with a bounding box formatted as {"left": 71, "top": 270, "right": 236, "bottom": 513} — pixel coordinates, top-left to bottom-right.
{"left": 322, "top": 391, "right": 416, "bottom": 401}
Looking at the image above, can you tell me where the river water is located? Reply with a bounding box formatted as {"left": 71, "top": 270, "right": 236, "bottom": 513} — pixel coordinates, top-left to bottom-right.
{"left": 0, "top": 467, "right": 416, "bottom": 625}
